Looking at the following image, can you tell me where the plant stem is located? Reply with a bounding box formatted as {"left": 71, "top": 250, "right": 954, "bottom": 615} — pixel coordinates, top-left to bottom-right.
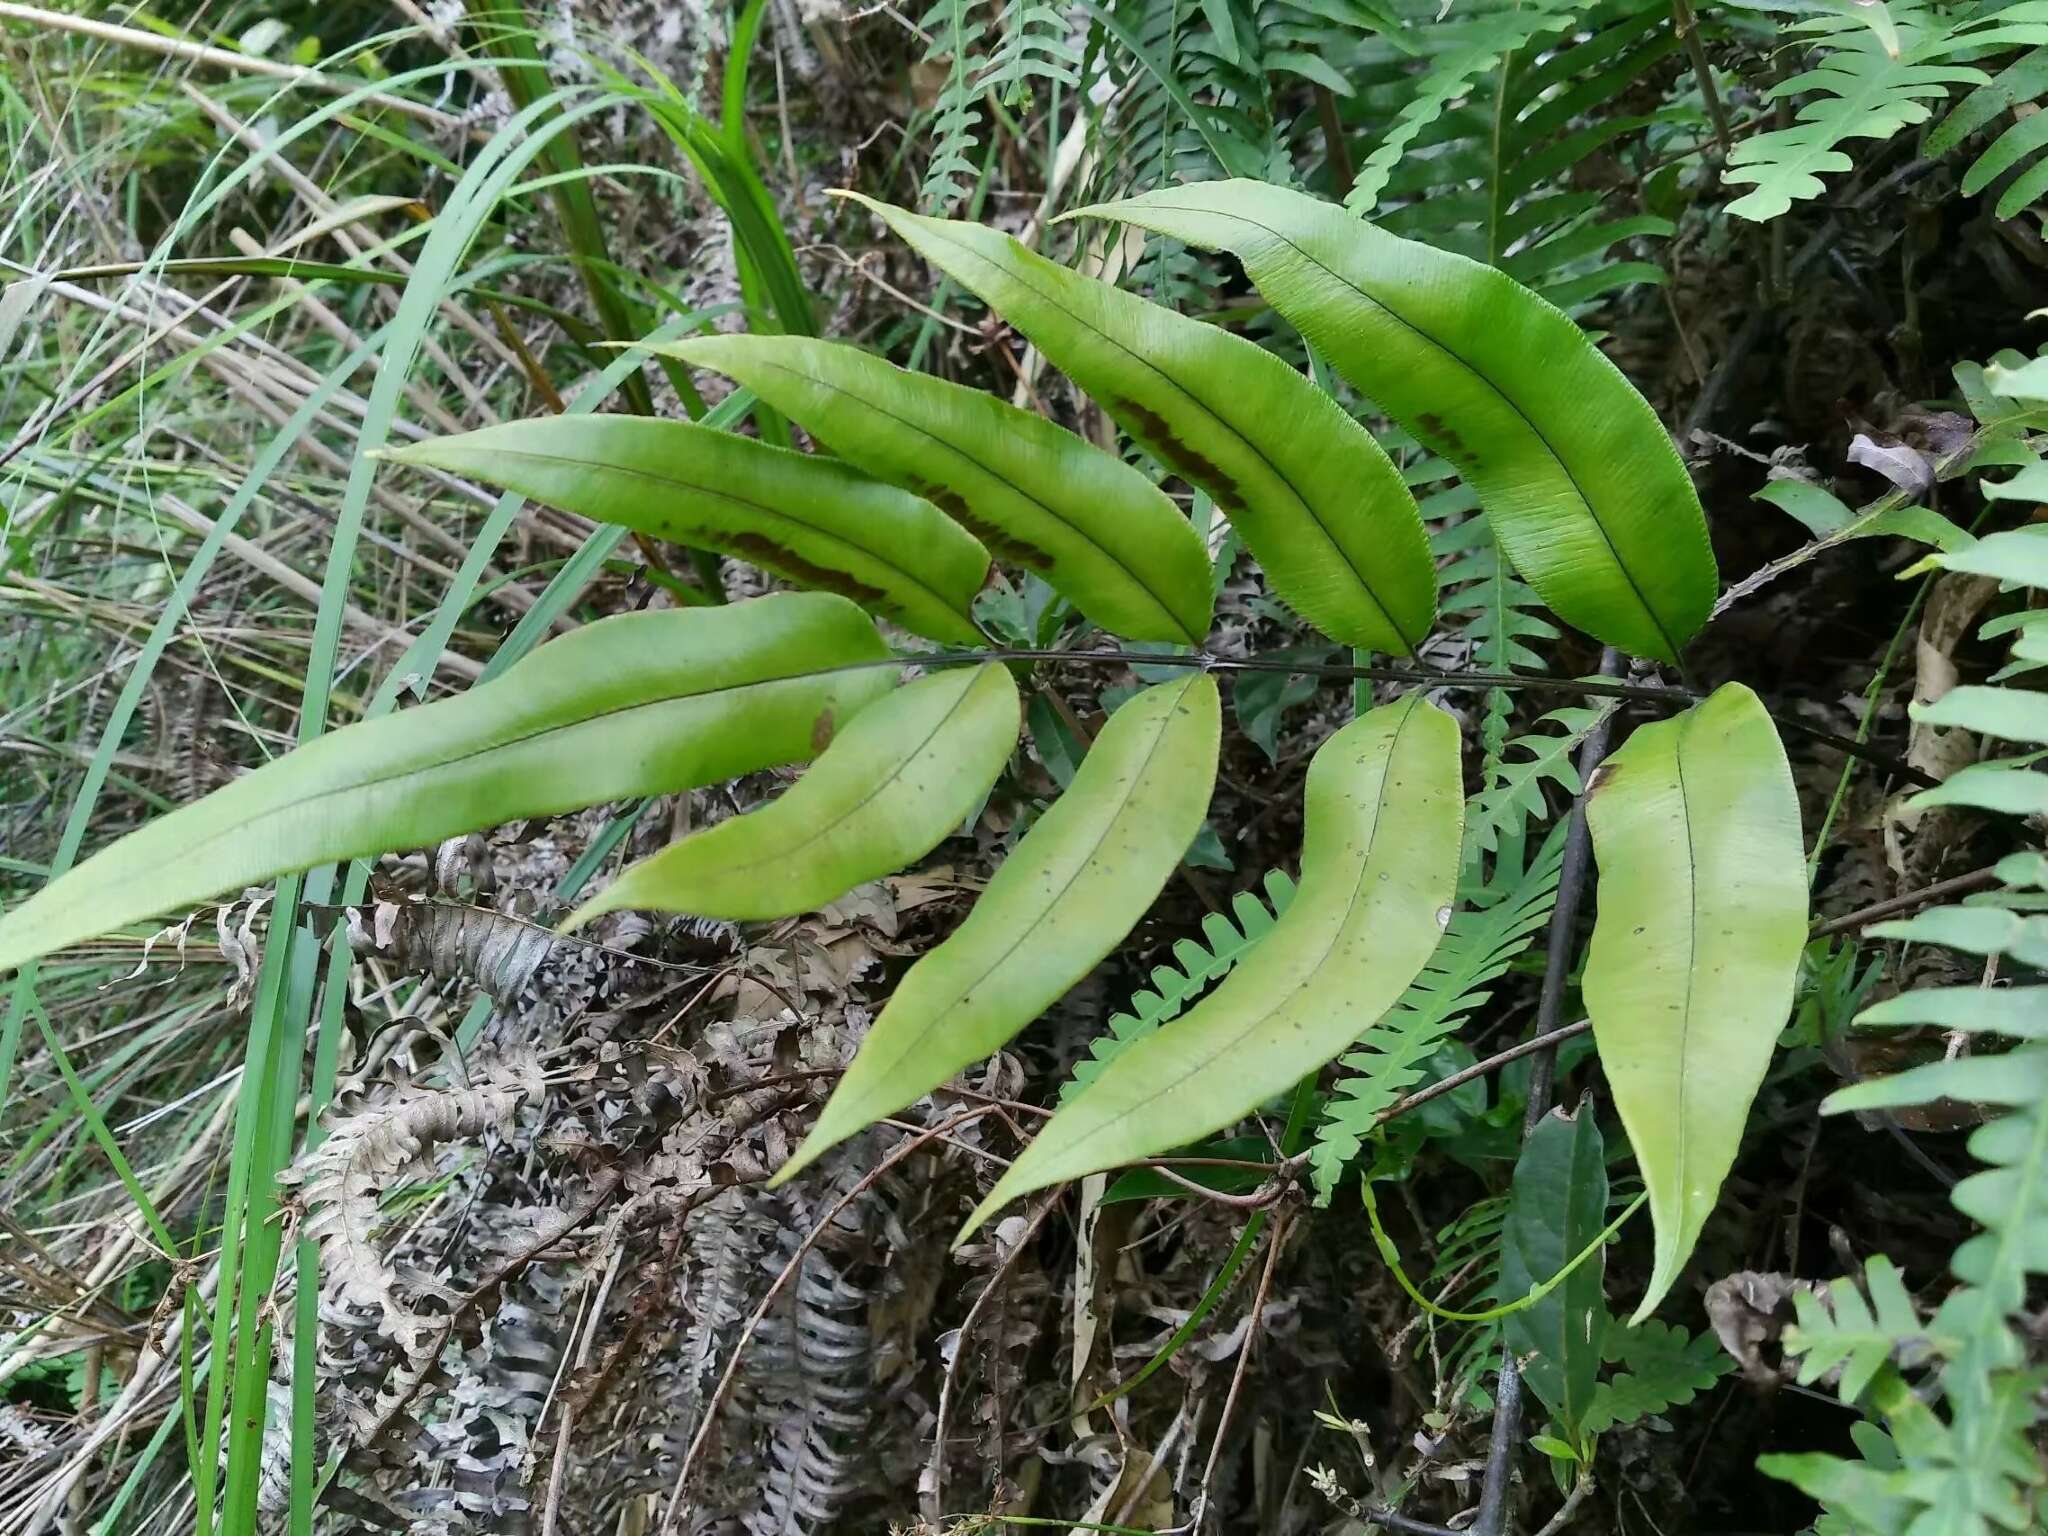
{"left": 1473, "top": 647, "right": 1621, "bottom": 1536}
{"left": 915, "top": 647, "right": 1938, "bottom": 789}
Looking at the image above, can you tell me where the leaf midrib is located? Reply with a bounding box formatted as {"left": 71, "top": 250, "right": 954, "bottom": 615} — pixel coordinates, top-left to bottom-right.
{"left": 1043, "top": 700, "right": 1430, "bottom": 1169}
{"left": 1121, "top": 199, "right": 1686, "bottom": 659}
{"left": 477, "top": 443, "right": 982, "bottom": 629}
{"left": 912, "top": 218, "right": 1424, "bottom": 652}
{"left": 730, "top": 350, "right": 1200, "bottom": 643}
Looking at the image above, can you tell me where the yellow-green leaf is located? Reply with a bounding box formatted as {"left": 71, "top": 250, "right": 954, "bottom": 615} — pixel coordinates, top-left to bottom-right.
{"left": 838, "top": 191, "right": 1436, "bottom": 656}
{"left": 653, "top": 335, "right": 1215, "bottom": 644}
{"left": 386, "top": 416, "right": 991, "bottom": 645}
{"left": 566, "top": 664, "right": 1020, "bottom": 927}
{"left": 1069, "top": 181, "right": 1717, "bottom": 666}
{"left": 960, "top": 693, "right": 1462, "bottom": 1239}
{"left": 775, "top": 673, "right": 1221, "bottom": 1184}
{"left": 1583, "top": 683, "right": 1806, "bottom": 1321}
{"left": 0, "top": 595, "right": 895, "bottom": 976}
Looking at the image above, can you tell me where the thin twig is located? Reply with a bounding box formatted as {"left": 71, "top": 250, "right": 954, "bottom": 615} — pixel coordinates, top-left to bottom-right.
{"left": 1807, "top": 864, "right": 2001, "bottom": 939}
{"left": 1190, "top": 1209, "right": 1291, "bottom": 1532}
{"left": 926, "top": 1193, "right": 1062, "bottom": 1521}
{"left": 1377, "top": 1021, "right": 1593, "bottom": 1126}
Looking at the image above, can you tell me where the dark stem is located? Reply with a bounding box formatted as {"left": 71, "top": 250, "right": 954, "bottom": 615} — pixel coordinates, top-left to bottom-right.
{"left": 1473, "top": 648, "right": 1622, "bottom": 1536}
{"left": 921, "top": 648, "right": 1937, "bottom": 789}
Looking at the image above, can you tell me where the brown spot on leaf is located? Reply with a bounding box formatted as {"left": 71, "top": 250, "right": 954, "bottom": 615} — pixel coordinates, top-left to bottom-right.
{"left": 811, "top": 707, "right": 836, "bottom": 755}
{"left": 1588, "top": 761, "right": 1621, "bottom": 795}
{"left": 1415, "top": 412, "right": 1467, "bottom": 460}
{"left": 705, "top": 529, "right": 892, "bottom": 610}
{"left": 1111, "top": 399, "right": 1244, "bottom": 511}
{"left": 909, "top": 482, "right": 1053, "bottom": 571}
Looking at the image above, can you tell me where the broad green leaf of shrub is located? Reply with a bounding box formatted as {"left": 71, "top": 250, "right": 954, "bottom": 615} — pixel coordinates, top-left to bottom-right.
{"left": 1501, "top": 1102, "right": 1610, "bottom": 1444}
{"left": 0, "top": 594, "right": 895, "bottom": 976}
{"left": 836, "top": 191, "right": 1437, "bottom": 656}
{"left": 775, "top": 673, "right": 1221, "bottom": 1184}
{"left": 959, "top": 692, "right": 1462, "bottom": 1239}
{"left": 652, "top": 335, "right": 1215, "bottom": 644}
{"left": 1583, "top": 682, "right": 1806, "bottom": 1321}
{"left": 567, "top": 664, "right": 1020, "bottom": 928}
{"left": 386, "top": 416, "right": 991, "bottom": 645}
{"left": 1068, "top": 180, "right": 1718, "bottom": 666}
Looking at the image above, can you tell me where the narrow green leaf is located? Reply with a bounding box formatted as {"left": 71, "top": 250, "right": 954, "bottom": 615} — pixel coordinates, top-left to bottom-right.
{"left": 1068, "top": 181, "right": 1717, "bottom": 665}
{"left": 1502, "top": 1103, "right": 1610, "bottom": 1444}
{"left": 652, "top": 335, "right": 1216, "bottom": 644}
{"left": 1583, "top": 683, "right": 1807, "bottom": 1321}
{"left": 385, "top": 417, "right": 991, "bottom": 645}
{"left": 960, "top": 694, "right": 1463, "bottom": 1239}
{"left": 0, "top": 595, "right": 894, "bottom": 976}
{"left": 567, "top": 663, "right": 1019, "bottom": 926}
{"left": 776, "top": 674, "right": 1220, "bottom": 1182}
{"left": 838, "top": 191, "right": 1437, "bottom": 655}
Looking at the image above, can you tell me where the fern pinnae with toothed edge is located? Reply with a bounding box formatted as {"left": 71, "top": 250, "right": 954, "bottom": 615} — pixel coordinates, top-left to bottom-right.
{"left": 1348, "top": 0, "right": 1682, "bottom": 309}
{"left": 1723, "top": 0, "right": 2048, "bottom": 223}
{"left": 1062, "top": 867, "right": 1297, "bottom": 1102}
{"left": 1308, "top": 820, "right": 1570, "bottom": 1200}
{"left": 1754, "top": 369, "right": 2048, "bottom": 1529}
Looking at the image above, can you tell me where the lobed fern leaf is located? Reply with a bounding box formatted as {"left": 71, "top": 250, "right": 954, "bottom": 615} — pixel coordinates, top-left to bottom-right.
{"left": 1061, "top": 868, "right": 1296, "bottom": 1101}
{"left": 1723, "top": 0, "right": 2048, "bottom": 222}
{"left": 1927, "top": 45, "right": 2048, "bottom": 219}
{"left": 1581, "top": 1319, "right": 1733, "bottom": 1437}
{"left": 1436, "top": 512, "right": 1562, "bottom": 767}
{"left": 1308, "top": 822, "right": 1569, "bottom": 1200}
{"left": 1759, "top": 472, "right": 2048, "bottom": 1534}
{"left": 1465, "top": 701, "right": 1619, "bottom": 867}
{"left": 920, "top": 0, "right": 993, "bottom": 210}
{"left": 1781, "top": 1256, "right": 1934, "bottom": 1406}
{"left": 1348, "top": 0, "right": 1681, "bottom": 308}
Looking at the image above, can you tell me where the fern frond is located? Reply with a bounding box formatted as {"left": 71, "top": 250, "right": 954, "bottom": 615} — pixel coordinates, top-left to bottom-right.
{"left": 1722, "top": 0, "right": 2048, "bottom": 222}
{"left": 982, "top": 0, "right": 1084, "bottom": 102}
{"left": 1782, "top": 1257, "right": 1934, "bottom": 1406}
{"left": 1308, "top": 823, "right": 1568, "bottom": 1200}
{"left": 1436, "top": 512, "right": 1560, "bottom": 765}
{"left": 1760, "top": 507, "right": 2048, "bottom": 1533}
{"left": 1356, "top": 0, "right": 1680, "bottom": 308}
{"left": 1061, "top": 868, "right": 1296, "bottom": 1102}
{"left": 1466, "top": 701, "right": 1620, "bottom": 866}
{"left": 1928, "top": 45, "right": 2048, "bottom": 219}
{"left": 920, "top": 0, "right": 992, "bottom": 210}
{"left": 1580, "top": 1320, "right": 1732, "bottom": 1437}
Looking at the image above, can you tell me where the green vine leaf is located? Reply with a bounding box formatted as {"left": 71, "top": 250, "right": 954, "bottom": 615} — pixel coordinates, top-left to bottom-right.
{"left": 1583, "top": 682, "right": 1807, "bottom": 1321}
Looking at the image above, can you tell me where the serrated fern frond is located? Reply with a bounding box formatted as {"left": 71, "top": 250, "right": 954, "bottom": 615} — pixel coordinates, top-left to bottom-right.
{"left": 1723, "top": 0, "right": 2048, "bottom": 222}
{"left": 1436, "top": 512, "right": 1561, "bottom": 765}
{"left": 1466, "top": 701, "right": 1620, "bottom": 867}
{"left": 1308, "top": 822, "right": 1568, "bottom": 1200}
{"left": 1353, "top": 0, "right": 1680, "bottom": 308}
{"left": 919, "top": 0, "right": 993, "bottom": 210}
{"left": 1781, "top": 1257, "right": 1935, "bottom": 1406}
{"left": 1759, "top": 496, "right": 2048, "bottom": 1535}
{"left": 1061, "top": 868, "right": 1296, "bottom": 1102}
{"left": 1581, "top": 1319, "right": 1733, "bottom": 1437}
